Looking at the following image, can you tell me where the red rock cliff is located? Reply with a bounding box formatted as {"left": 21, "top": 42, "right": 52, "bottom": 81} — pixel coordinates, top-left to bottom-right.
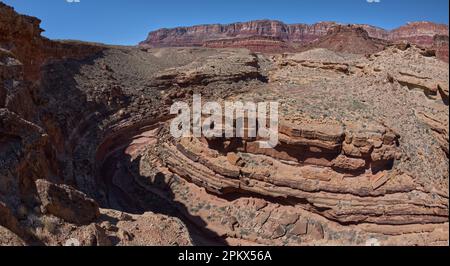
{"left": 140, "top": 20, "right": 449, "bottom": 50}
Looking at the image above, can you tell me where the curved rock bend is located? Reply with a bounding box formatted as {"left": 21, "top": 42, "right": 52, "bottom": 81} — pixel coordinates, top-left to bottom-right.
{"left": 0, "top": 3, "right": 448, "bottom": 246}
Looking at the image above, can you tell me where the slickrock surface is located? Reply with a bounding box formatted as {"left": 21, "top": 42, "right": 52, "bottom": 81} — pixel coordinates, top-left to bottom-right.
{"left": 0, "top": 2, "right": 448, "bottom": 246}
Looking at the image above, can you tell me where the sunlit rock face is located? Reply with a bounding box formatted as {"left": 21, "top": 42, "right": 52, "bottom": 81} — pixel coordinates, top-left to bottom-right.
{"left": 140, "top": 19, "right": 449, "bottom": 62}
{"left": 1, "top": 2, "right": 449, "bottom": 246}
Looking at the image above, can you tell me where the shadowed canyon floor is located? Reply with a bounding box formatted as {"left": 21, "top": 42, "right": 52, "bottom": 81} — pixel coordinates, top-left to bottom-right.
{"left": 0, "top": 2, "right": 449, "bottom": 246}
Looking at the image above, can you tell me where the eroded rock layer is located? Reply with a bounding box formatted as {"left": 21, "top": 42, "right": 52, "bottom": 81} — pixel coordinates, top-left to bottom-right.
{"left": 140, "top": 20, "right": 449, "bottom": 59}
{"left": 0, "top": 2, "right": 448, "bottom": 246}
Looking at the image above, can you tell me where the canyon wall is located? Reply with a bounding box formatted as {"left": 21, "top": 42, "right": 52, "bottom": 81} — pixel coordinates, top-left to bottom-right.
{"left": 140, "top": 20, "right": 449, "bottom": 53}
{"left": 141, "top": 20, "right": 340, "bottom": 47}
{"left": 1, "top": 2, "right": 448, "bottom": 246}
{"left": 1, "top": 2, "right": 193, "bottom": 246}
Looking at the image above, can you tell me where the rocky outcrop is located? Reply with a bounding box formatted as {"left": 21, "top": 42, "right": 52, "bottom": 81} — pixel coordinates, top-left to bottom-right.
{"left": 0, "top": 2, "right": 448, "bottom": 246}
{"left": 36, "top": 179, "right": 100, "bottom": 225}
{"left": 300, "top": 25, "right": 388, "bottom": 54}
{"left": 140, "top": 20, "right": 340, "bottom": 48}
{"left": 140, "top": 20, "right": 448, "bottom": 57}
{"left": 433, "top": 35, "right": 449, "bottom": 63}
{"left": 203, "top": 36, "right": 295, "bottom": 53}
{"left": 389, "top": 22, "right": 449, "bottom": 48}
{"left": 415, "top": 111, "right": 449, "bottom": 156}
{"left": 0, "top": 2, "right": 194, "bottom": 246}
{"left": 359, "top": 25, "right": 390, "bottom": 40}
{"left": 0, "top": 225, "right": 25, "bottom": 246}
{"left": 0, "top": 2, "right": 104, "bottom": 81}
{"left": 161, "top": 118, "right": 430, "bottom": 227}
{"left": 150, "top": 50, "right": 264, "bottom": 89}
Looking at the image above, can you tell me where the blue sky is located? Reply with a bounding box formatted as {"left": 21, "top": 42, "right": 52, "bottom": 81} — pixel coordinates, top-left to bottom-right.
{"left": 2, "top": 0, "right": 449, "bottom": 45}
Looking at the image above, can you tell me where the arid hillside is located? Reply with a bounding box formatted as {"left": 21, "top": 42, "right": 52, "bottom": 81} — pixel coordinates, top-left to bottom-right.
{"left": 1, "top": 2, "right": 449, "bottom": 246}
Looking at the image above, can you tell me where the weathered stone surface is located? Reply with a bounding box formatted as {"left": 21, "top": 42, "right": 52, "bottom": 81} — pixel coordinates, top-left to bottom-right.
{"left": 203, "top": 36, "right": 295, "bottom": 53}
{"left": 36, "top": 179, "right": 100, "bottom": 225}
{"left": 0, "top": 225, "right": 25, "bottom": 246}
{"left": 331, "top": 155, "right": 366, "bottom": 172}
{"left": 0, "top": 202, "right": 25, "bottom": 242}
{"left": 307, "top": 222, "right": 324, "bottom": 240}
{"left": 81, "top": 224, "right": 112, "bottom": 246}
{"left": 140, "top": 20, "right": 342, "bottom": 47}
{"left": 433, "top": 35, "right": 449, "bottom": 63}
{"left": 150, "top": 49, "right": 263, "bottom": 89}
{"left": 0, "top": 2, "right": 448, "bottom": 246}
{"left": 140, "top": 19, "right": 448, "bottom": 57}
{"left": 301, "top": 25, "right": 388, "bottom": 54}
{"left": 290, "top": 219, "right": 308, "bottom": 236}
{"left": 389, "top": 22, "right": 449, "bottom": 48}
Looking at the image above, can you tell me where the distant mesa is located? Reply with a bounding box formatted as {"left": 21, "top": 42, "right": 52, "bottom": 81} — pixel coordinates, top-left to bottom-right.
{"left": 140, "top": 20, "right": 449, "bottom": 60}
{"left": 202, "top": 35, "right": 296, "bottom": 53}
{"left": 299, "top": 25, "right": 389, "bottom": 54}
{"left": 1, "top": 1, "right": 449, "bottom": 247}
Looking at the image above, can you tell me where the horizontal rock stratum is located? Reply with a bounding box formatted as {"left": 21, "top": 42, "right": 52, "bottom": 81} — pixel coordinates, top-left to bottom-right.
{"left": 0, "top": 2, "right": 449, "bottom": 246}
{"left": 140, "top": 19, "right": 449, "bottom": 48}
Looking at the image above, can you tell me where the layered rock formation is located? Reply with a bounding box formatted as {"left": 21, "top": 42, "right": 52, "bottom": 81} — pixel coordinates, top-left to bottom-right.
{"left": 140, "top": 20, "right": 341, "bottom": 47}
{"left": 131, "top": 44, "right": 448, "bottom": 245}
{"left": 389, "top": 22, "right": 449, "bottom": 47}
{"left": 140, "top": 20, "right": 448, "bottom": 59}
{"left": 203, "top": 36, "right": 295, "bottom": 53}
{"left": 433, "top": 34, "right": 449, "bottom": 63}
{"left": 299, "top": 25, "right": 388, "bottom": 54}
{"left": 0, "top": 2, "right": 193, "bottom": 246}
{"left": 0, "top": 2, "right": 449, "bottom": 246}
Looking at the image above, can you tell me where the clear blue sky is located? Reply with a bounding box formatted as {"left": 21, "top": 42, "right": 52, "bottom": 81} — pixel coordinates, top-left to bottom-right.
{"left": 2, "top": 0, "right": 448, "bottom": 45}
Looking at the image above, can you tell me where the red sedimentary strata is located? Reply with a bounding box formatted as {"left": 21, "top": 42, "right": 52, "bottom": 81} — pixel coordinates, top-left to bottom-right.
{"left": 299, "top": 25, "right": 389, "bottom": 54}
{"left": 433, "top": 34, "right": 449, "bottom": 63}
{"left": 203, "top": 36, "right": 296, "bottom": 53}
{"left": 140, "top": 20, "right": 449, "bottom": 60}
{"left": 1, "top": 1, "right": 449, "bottom": 246}
{"left": 140, "top": 20, "right": 341, "bottom": 47}
{"left": 1, "top": 2, "right": 193, "bottom": 246}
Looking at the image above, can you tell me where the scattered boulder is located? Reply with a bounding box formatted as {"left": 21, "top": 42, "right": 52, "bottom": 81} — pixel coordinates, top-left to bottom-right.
{"left": 36, "top": 179, "right": 100, "bottom": 225}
